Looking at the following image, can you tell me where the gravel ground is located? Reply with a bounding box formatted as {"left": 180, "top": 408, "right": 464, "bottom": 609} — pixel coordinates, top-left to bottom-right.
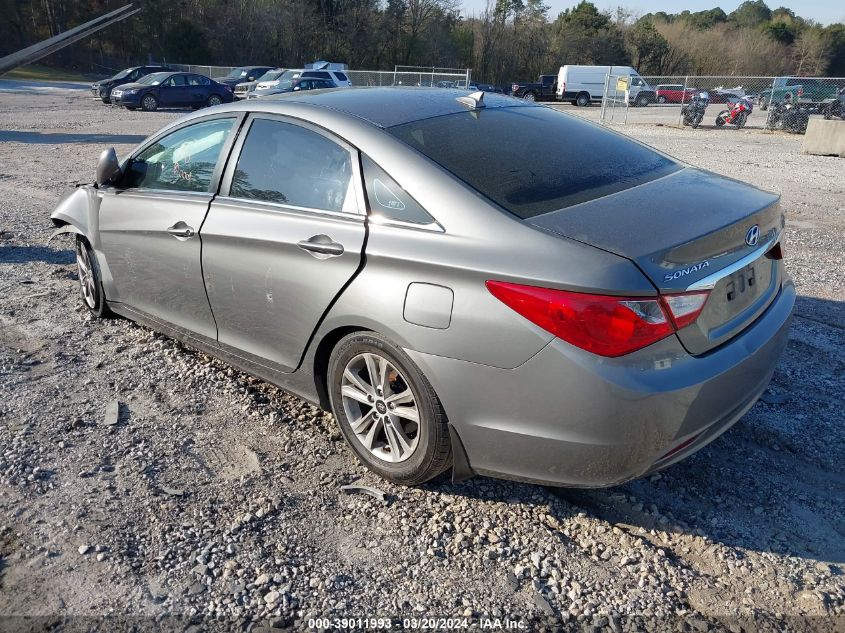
{"left": 0, "top": 83, "right": 843, "bottom": 632}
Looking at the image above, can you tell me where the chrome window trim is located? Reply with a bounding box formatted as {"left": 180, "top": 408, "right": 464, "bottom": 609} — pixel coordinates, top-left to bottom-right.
{"left": 214, "top": 196, "right": 365, "bottom": 224}
{"left": 686, "top": 232, "right": 779, "bottom": 291}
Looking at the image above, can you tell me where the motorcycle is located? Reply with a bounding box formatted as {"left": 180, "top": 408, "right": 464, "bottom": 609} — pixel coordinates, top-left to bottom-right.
{"left": 822, "top": 87, "right": 845, "bottom": 121}
{"left": 766, "top": 100, "right": 810, "bottom": 134}
{"left": 715, "top": 97, "right": 753, "bottom": 128}
{"left": 681, "top": 91, "right": 709, "bottom": 129}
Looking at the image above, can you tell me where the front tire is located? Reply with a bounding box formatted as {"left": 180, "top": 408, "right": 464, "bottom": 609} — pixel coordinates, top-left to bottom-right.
{"left": 636, "top": 94, "right": 649, "bottom": 107}
{"left": 691, "top": 113, "right": 703, "bottom": 129}
{"left": 328, "top": 332, "right": 451, "bottom": 485}
{"left": 736, "top": 112, "right": 748, "bottom": 128}
{"left": 75, "top": 236, "right": 112, "bottom": 318}
{"left": 715, "top": 111, "right": 728, "bottom": 127}
{"left": 141, "top": 94, "right": 158, "bottom": 112}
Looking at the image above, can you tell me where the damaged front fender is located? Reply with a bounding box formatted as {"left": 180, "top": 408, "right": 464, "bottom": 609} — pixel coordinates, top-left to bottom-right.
{"left": 48, "top": 185, "right": 101, "bottom": 245}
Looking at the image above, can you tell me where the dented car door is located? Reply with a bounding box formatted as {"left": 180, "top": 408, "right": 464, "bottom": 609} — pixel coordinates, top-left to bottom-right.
{"left": 97, "top": 116, "right": 238, "bottom": 339}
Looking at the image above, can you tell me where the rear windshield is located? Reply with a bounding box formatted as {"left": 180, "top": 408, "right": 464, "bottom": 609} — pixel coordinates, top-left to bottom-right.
{"left": 387, "top": 106, "right": 680, "bottom": 219}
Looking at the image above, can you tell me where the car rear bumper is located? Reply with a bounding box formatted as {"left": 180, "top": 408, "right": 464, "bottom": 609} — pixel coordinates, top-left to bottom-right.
{"left": 406, "top": 279, "right": 795, "bottom": 488}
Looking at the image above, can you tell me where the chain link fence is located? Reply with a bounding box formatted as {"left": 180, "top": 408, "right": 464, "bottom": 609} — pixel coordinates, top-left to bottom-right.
{"left": 159, "top": 63, "right": 470, "bottom": 89}
{"left": 597, "top": 75, "right": 845, "bottom": 132}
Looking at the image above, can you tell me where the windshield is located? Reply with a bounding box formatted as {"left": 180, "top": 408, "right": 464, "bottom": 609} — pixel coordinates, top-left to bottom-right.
{"left": 274, "top": 70, "right": 302, "bottom": 90}
{"left": 138, "top": 72, "right": 170, "bottom": 86}
{"left": 111, "top": 68, "right": 136, "bottom": 80}
{"left": 258, "top": 69, "right": 284, "bottom": 82}
{"left": 388, "top": 107, "right": 680, "bottom": 219}
{"left": 225, "top": 66, "right": 251, "bottom": 79}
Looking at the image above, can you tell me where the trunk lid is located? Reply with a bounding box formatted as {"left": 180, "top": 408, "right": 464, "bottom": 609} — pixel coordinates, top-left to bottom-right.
{"left": 529, "top": 168, "right": 785, "bottom": 354}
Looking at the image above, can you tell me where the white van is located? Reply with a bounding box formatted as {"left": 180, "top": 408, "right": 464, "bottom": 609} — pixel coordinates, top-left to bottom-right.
{"left": 556, "top": 65, "right": 656, "bottom": 107}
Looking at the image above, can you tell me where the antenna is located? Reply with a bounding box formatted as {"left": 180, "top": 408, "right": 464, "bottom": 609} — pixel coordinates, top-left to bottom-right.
{"left": 456, "top": 91, "right": 485, "bottom": 110}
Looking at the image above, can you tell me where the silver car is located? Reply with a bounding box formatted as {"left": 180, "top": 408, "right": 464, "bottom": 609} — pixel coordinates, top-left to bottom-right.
{"left": 50, "top": 88, "right": 794, "bottom": 487}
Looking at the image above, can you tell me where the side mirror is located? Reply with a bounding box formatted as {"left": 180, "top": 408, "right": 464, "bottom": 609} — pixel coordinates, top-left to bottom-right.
{"left": 96, "top": 147, "right": 121, "bottom": 187}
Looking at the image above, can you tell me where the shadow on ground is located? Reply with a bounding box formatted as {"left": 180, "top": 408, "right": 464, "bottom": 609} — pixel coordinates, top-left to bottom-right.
{"left": 435, "top": 295, "right": 845, "bottom": 565}
{"left": 0, "top": 131, "right": 147, "bottom": 145}
{"left": 0, "top": 245, "right": 74, "bottom": 264}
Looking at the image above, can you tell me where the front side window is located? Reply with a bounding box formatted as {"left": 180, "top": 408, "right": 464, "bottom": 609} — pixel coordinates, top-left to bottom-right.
{"left": 361, "top": 156, "right": 434, "bottom": 225}
{"left": 230, "top": 118, "right": 354, "bottom": 213}
{"left": 123, "top": 118, "right": 235, "bottom": 192}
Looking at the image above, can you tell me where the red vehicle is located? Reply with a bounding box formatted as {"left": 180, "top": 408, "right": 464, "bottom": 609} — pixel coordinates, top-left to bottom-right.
{"left": 655, "top": 84, "right": 696, "bottom": 104}
{"left": 715, "top": 97, "right": 754, "bottom": 128}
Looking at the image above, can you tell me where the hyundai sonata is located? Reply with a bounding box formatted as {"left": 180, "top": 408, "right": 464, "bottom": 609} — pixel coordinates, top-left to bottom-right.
{"left": 50, "top": 88, "right": 794, "bottom": 487}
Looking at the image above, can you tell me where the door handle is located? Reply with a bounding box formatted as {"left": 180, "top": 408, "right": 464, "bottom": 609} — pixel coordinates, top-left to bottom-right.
{"left": 167, "top": 222, "right": 195, "bottom": 240}
{"left": 297, "top": 234, "right": 344, "bottom": 258}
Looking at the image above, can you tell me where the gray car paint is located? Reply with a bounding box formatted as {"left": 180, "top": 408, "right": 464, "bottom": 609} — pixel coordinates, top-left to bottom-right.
{"left": 50, "top": 88, "right": 794, "bottom": 487}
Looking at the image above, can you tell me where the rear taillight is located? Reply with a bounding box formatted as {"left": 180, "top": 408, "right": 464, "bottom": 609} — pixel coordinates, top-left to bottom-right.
{"left": 486, "top": 281, "right": 709, "bottom": 357}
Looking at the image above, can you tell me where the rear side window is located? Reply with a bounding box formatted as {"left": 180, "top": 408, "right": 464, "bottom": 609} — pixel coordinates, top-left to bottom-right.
{"left": 361, "top": 156, "right": 435, "bottom": 225}
{"left": 388, "top": 107, "right": 679, "bottom": 219}
{"left": 334, "top": 72, "right": 349, "bottom": 82}
{"left": 188, "top": 75, "right": 210, "bottom": 86}
{"left": 304, "top": 71, "right": 331, "bottom": 80}
{"left": 229, "top": 118, "right": 355, "bottom": 213}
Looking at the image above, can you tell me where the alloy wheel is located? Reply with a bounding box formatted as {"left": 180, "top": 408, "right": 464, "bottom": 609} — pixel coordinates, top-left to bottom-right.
{"left": 208, "top": 95, "right": 222, "bottom": 106}
{"left": 142, "top": 95, "right": 156, "bottom": 111}
{"left": 340, "top": 352, "right": 421, "bottom": 463}
{"left": 76, "top": 240, "right": 97, "bottom": 309}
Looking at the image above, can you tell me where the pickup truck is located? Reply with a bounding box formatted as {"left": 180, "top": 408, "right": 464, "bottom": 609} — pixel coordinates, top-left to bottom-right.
{"left": 758, "top": 77, "right": 838, "bottom": 110}
{"left": 510, "top": 74, "right": 557, "bottom": 101}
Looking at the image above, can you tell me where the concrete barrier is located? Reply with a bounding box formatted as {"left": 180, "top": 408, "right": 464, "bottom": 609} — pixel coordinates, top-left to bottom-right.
{"left": 802, "top": 118, "right": 845, "bottom": 157}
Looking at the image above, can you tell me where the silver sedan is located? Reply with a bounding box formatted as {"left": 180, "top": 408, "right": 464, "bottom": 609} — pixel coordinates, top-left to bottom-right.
{"left": 51, "top": 88, "right": 794, "bottom": 487}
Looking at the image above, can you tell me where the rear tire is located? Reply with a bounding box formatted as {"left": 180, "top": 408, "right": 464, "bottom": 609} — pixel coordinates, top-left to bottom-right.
{"left": 576, "top": 92, "right": 590, "bottom": 107}
{"left": 75, "top": 236, "right": 113, "bottom": 319}
{"left": 328, "top": 331, "right": 451, "bottom": 486}
{"left": 522, "top": 92, "right": 536, "bottom": 102}
{"left": 141, "top": 94, "right": 158, "bottom": 112}
{"left": 206, "top": 94, "right": 223, "bottom": 107}
{"left": 658, "top": 95, "right": 667, "bottom": 104}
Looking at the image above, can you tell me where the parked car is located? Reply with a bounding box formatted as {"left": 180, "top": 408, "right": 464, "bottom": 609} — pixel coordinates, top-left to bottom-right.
{"left": 709, "top": 89, "right": 744, "bottom": 104}
{"left": 472, "top": 83, "right": 504, "bottom": 93}
{"left": 91, "top": 65, "right": 171, "bottom": 103}
{"left": 254, "top": 77, "right": 338, "bottom": 97}
{"left": 511, "top": 74, "right": 557, "bottom": 101}
{"left": 213, "top": 66, "right": 274, "bottom": 90}
{"left": 110, "top": 72, "right": 233, "bottom": 111}
{"left": 238, "top": 68, "right": 288, "bottom": 99}
{"left": 758, "top": 77, "right": 838, "bottom": 110}
{"left": 301, "top": 68, "right": 352, "bottom": 87}
{"left": 655, "top": 84, "right": 697, "bottom": 104}
{"left": 248, "top": 69, "right": 303, "bottom": 99}
{"left": 53, "top": 88, "right": 793, "bottom": 488}
{"left": 557, "top": 65, "right": 656, "bottom": 107}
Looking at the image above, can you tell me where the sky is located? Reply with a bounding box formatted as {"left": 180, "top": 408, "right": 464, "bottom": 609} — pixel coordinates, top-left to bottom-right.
{"left": 458, "top": 0, "right": 845, "bottom": 25}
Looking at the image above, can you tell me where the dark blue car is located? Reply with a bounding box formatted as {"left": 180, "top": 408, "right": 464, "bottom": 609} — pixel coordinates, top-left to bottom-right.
{"left": 110, "top": 72, "right": 233, "bottom": 112}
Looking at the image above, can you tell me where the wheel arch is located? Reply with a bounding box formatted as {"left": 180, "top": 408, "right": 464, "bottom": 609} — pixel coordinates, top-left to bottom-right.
{"left": 312, "top": 325, "right": 372, "bottom": 410}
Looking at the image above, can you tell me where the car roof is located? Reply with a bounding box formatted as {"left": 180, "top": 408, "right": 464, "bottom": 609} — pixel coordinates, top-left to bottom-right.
{"left": 263, "top": 87, "right": 533, "bottom": 128}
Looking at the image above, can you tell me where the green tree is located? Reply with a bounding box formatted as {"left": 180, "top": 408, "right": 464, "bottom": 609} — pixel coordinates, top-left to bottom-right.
{"left": 626, "top": 20, "right": 670, "bottom": 73}
{"left": 728, "top": 1, "right": 772, "bottom": 29}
